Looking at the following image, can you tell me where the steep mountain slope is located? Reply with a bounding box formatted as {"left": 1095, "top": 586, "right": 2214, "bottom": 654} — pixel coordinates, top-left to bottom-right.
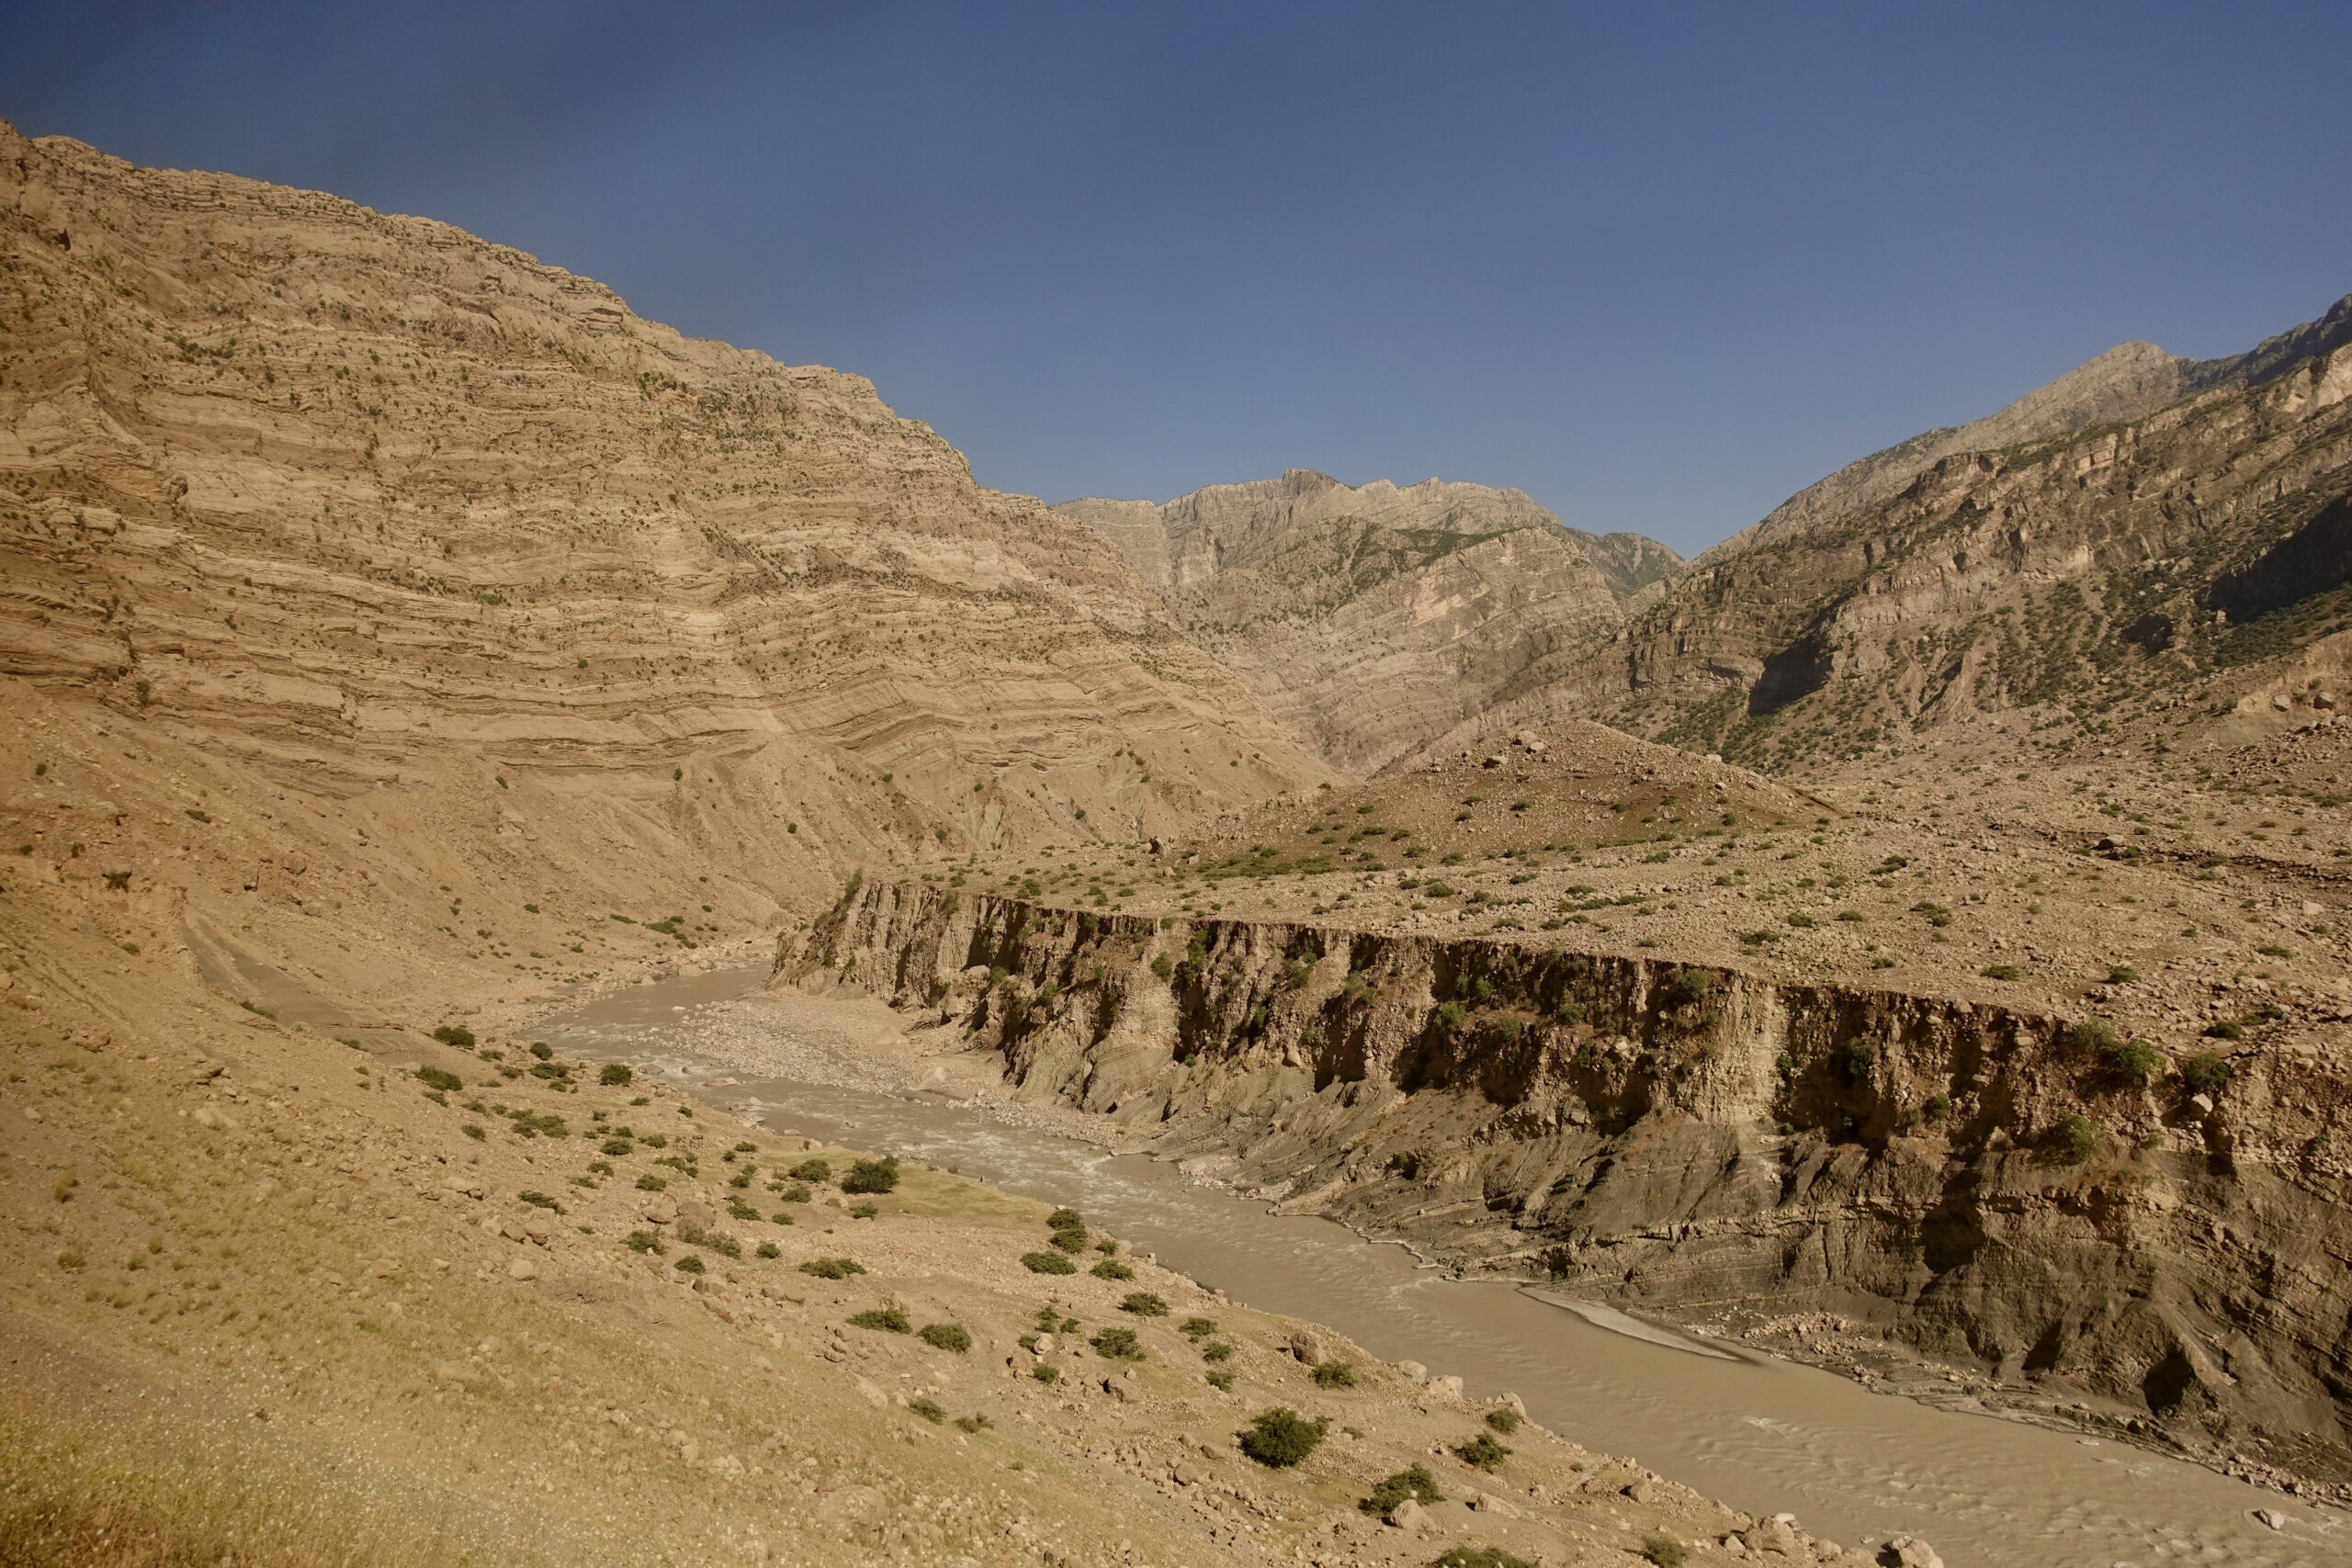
{"left": 1400, "top": 298, "right": 2352, "bottom": 775}
{"left": 1704, "top": 295, "right": 2352, "bottom": 570}
{"left": 0, "top": 118, "right": 1333, "bottom": 950}
{"left": 1057, "top": 471, "right": 1681, "bottom": 773}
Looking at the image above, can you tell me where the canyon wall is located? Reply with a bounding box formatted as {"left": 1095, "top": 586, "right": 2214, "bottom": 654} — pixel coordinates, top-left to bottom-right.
{"left": 786, "top": 879, "right": 2352, "bottom": 1484}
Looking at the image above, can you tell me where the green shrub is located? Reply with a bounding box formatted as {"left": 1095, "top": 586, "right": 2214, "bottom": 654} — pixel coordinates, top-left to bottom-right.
{"left": 529, "top": 1043, "right": 554, "bottom": 1061}
{"left": 1151, "top": 952, "right": 1175, "bottom": 979}
{"left": 1201, "top": 1341, "right": 1233, "bottom": 1362}
{"left": 2180, "top": 1053, "right": 2233, "bottom": 1093}
{"left": 624, "top": 1230, "right": 663, "bottom": 1254}
{"left": 1022, "top": 1251, "right": 1078, "bottom": 1275}
{"left": 1238, "top": 1407, "right": 1328, "bottom": 1468}
{"left": 1640, "top": 1537, "right": 1689, "bottom": 1568}
{"left": 849, "top": 1307, "right": 911, "bottom": 1334}
{"left": 2107, "top": 965, "right": 2139, "bottom": 985}
{"left": 726, "top": 1197, "right": 760, "bottom": 1222}
{"left": 601, "top": 1136, "right": 634, "bottom": 1156}
{"left": 1311, "top": 1360, "right": 1355, "bottom": 1388}
{"left": 677, "top": 1224, "right": 741, "bottom": 1259}
{"left": 1431, "top": 1001, "right": 1469, "bottom": 1034}
{"left": 2104, "top": 1036, "right": 2163, "bottom": 1085}
{"left": 599, "top": 1063, "right": 634, "bottom": 1086}
{"left": 842, "top": 1156, "right": 899, "bottom": 1195}
{"left": 1091, "top": 1259, "right": 1134, "bottom": 1280}
{"left": 416, "top": 1066, "right": 463, "bottom": 1092}
{"left": 799, "top": 1257, "right": 866, "bottom": 1280}
{"left": 1179, "top": 1316, "right": 1218, "bottom": 1339}
{"left": 754, "top": 1241, "right": 780, "bottom": 1259}
{"left": 789, "top": 1157, "right": 831, "bottom": 1183}
{"left": 1359, "top": 1463, "right": 1443, "bottom": 1516}
{"left": 673, "top": 1256, "right": 705, "bottom": 1275}
{"left": 908, "top": 1397, "right": 945, "bottom": 1423}
{"left": 1836, "top": 1037, "right": 1876, "bottom": 1084}
{"left": 1484, "top": 1406, "right": 1521, "bottom": 1433}
{"left": 2065, "top": 1020, "right": 2121, "bottom": 1057}
{"left": 954, "top": 1414, "right": 990, "bottom": 1434}
{"left": 1091, "top": 1327, "right": 1144, "bottom": 1360}
{"left": 1120, "top": 1292, "right": 1168, "bottom": 1316}
{"left": 1980, "top": 964, "right": 2022, "bottom": 981}
{"left": 519, "top": 1190, "right": 561, "bottom": 1211}
{"left": 636, "top": 1174, "right": 667, "bottom": 1191}
{"left": 1205, "top": 1370, "right": 1235, "bottom": 1391}
{"left": 1430, "top": 1550, "right": 1535, "bottom": 1568}
{"left": 431, "top": 1024, "right": 476, "bottom": 1049}
{"left": 2052, "top": 1112, "right": 2103, "bottom": 1163}
{"left": 918, "top": 1323, "right": 972, "bottom": 1353}
{"left": 1662, "top": 968, "right": 1712, "bottom": 1010}
{"left": 2203, "top": 1019, "right": 2245, "bottom": 1041}
{"left": 1032, "top": 1363, "right": 1059, "bottom": 1384}
{"left": 1047, "top": 1207, "right": 1086, "bottom": 1232}
{"left": 1049, "top": 1226, "right": 1090, "bottom": 1253}
{"left": 1453, "top": 1432, "right": 1511, "bottom": 1471}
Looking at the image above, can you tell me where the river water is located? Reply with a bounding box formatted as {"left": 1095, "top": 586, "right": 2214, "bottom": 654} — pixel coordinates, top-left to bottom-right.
{"left": 530, "top": 965, "right": 2340, "bottom": 1568}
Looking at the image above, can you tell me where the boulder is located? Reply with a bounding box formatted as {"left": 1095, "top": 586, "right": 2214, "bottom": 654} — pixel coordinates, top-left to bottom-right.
{"left": 506, "top": 1255, "right": 539, "bottom": 1281}
{"left": 1881, "top": 1536, "right": 1944, "bottom": 1568}
{"left": 1385, "top": 1499, "right": 1430, "bottom": 1532}
{"left": 1743, "top": 1517, "right": 1803, "bottom": 1556}
{"left": 641, "top": 1194, "right": 679, "bottom": 1224}
{"left": 677, "top": 1199, "right": 716, "bottom": 1229}
{"left": 817, "top": 1483, "right": 888, "bottom": 1536}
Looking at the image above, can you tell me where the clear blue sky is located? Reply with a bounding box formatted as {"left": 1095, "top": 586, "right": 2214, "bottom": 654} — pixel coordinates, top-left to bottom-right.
{"left": 7, "top": 2, "right": 2349, "bottom": 553}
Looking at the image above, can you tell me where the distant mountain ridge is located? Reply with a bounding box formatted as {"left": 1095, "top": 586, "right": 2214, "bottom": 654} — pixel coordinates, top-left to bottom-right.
{"left": 1707, "top": 293, "right": 2352, "bottom": 566}
{"left": 1057, "top": 471, "right": 1683, "bottom": 773}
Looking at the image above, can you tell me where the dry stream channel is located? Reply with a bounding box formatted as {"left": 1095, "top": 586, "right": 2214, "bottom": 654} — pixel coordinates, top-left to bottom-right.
{"left": 531, "top": 965, "right": 2343, "bottom": 1568}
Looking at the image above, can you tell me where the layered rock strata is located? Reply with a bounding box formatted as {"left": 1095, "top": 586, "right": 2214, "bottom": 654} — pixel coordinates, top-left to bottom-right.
{"left": 788, "top": 879, "right": 2352, "bottom": 1490}
{"left": 0, "top": 119, "right": 1331, "bottom": 913}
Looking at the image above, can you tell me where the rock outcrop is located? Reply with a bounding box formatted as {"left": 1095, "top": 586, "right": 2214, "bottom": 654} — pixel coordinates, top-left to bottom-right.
{"left": 787, "top": 880, "right": 2352, "bottom": 1489}
{"left": 1058, "top": 471, "right": 1681, "bottom": 773}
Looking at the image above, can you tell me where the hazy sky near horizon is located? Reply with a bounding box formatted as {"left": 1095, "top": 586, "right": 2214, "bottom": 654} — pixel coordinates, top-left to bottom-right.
{"left": 7, "top": 1, "right": 2349, "bottom": 553}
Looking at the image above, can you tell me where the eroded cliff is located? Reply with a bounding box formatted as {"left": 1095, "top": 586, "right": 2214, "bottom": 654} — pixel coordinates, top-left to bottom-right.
{"left": 787, "top": 879, "right": 2352, "bottom": 1493}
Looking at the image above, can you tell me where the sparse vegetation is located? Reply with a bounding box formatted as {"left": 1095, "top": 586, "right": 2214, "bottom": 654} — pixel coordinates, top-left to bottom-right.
{"left": 1360, "top": 1463, "right": 1442, "bottom": 1515}
{"left": 1452, "top": 1431, "right": 1513, "bottom": 1472}
{"left": 1238, "top": 1407, "right": 1328, "bottom": 1468}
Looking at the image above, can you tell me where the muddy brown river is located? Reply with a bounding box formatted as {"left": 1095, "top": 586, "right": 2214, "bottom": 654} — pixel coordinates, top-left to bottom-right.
{"left": 531, "top": 965, "right": 2342, "bottom": 1568}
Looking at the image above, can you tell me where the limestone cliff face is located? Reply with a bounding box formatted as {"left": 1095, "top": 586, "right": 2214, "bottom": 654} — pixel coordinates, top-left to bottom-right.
{"left": 1404, "top": 321, "right": 2352, "bottom": 773}
{"left": 788, "top": 880, "right": 2352, "bottom": 1486}
{"left": 0, "top": 123, "right": 1334, "bottom": 907}
{"left": 1057, "top": 471, "right": 1681, "bottom": 773}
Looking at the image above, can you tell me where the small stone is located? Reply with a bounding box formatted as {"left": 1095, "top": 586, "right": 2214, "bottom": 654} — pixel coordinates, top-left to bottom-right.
{"left": 1424, "top": 1373, "right": 1464, "bottom": 1400}
{"left": 1396, "top": 1359, "right": 1427, "bottom": 1380}
{"left": 507, "top": 1255, "right": 539, "bottom": 1280}
{"left": 1386, "top": 1499, "right": 1430, "bottom": 1532}
{"left": 1745, "top": 1517, "right": 1803, "bottom": 1556}
{"left": 854, "top": 1377, "right": 888, "bottom": 1410}
{"left": 2251, "top": 1508, "right": 2287, "bottom": 1531}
